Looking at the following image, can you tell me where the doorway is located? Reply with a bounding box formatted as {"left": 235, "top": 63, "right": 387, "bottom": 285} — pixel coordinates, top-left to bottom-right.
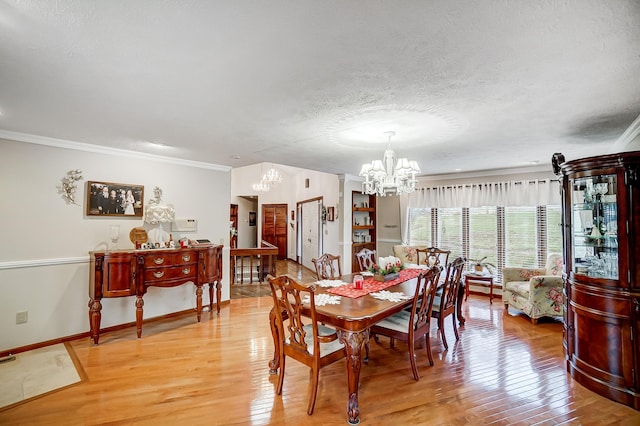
{"left": 297, "top": 197, "right": 323, "bottom": 271}
{"left": 229, "top": 204, "right": 238, "bottom": 248}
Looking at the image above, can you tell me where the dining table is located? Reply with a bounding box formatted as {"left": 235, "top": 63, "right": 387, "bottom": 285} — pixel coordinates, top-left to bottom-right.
{"left": 267, "top": 269, "right": 467, "bottom": 425}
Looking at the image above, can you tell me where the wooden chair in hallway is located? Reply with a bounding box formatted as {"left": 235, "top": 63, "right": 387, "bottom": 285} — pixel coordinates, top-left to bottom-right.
{"left": 370, "top": 266, "right": 441, "bottom": 380}
{"left": 432, "top": 257, "right": 465, "bottom": 350}
{"left": 312, "top": 253, "right": 342, "bottom": 279}
{"left": 267, "top": 274, "right": 346, "bottom": 415}
{"left": 355, "top": 248, "right": 376, "bottom": 272}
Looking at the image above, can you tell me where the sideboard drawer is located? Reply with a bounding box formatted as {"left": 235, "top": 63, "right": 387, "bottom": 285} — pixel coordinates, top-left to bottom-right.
{"left": 143, "top": 250, "right": 197, "bottom": 267}
{"left": 144, "top": 264, "right": 197, "bottom": 283}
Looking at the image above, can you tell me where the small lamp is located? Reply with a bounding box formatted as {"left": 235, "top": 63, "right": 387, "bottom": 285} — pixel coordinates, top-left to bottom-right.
{"left": 144, "top": 187, "right": 175, "bottom": 247}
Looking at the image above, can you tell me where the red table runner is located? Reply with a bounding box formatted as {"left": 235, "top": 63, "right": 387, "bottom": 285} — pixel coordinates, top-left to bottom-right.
{"left": 327, "top": 268, "right": 423, "bottom": 298}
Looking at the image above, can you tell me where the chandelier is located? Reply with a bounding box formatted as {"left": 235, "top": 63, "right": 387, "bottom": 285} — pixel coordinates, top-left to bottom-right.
{"left": 359, "top": 131, "right": 421, "bottom": 196}
{"left": 252, "top": 166, "right": 283, "bottom": 192}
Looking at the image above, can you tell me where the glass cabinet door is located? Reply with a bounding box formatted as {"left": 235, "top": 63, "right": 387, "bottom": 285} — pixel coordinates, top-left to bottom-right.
{"left": 571, "top": 174, "right": 618, "bottom": 279}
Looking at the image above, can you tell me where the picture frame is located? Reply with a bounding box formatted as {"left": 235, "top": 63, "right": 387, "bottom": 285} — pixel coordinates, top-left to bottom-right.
{"left": 249, "top": 211, "right": 256, "bottom": 226}
{"left": 86, "top": 181, "right": 144, "bottom": 217}
{"left": 327, "top": 206, "right": 335, "bottom": 221}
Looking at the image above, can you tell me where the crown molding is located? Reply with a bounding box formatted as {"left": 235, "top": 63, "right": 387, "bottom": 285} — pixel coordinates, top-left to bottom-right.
{"left": 418, "top": 164, "right": 553, "bottom": 182}
{"left": 609, "top": 113, "right": 640, "bottom": 153}
{"left": 0, "top": 129, "right": 231, "bottom": 172}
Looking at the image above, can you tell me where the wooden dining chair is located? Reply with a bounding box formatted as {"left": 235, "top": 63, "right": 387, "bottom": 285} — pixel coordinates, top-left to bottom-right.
{"left": 431, "top": 257, "right": 465, "bottom": 350}
{"left": 370, "top": 266, "right": 442, "bottom": 380}
{"left": 416, "top": 247, "right": 451, "bottom": 267}
{"left": 355, "top": 248, "right": 376, "bottom": 271}
{"left": 267, "top": 274, "right": 346, "bottom": 415}
{"left": 312, "top": 253, "right": 342, "bottom": 279}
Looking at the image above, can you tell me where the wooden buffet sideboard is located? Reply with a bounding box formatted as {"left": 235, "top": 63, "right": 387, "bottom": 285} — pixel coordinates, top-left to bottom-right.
{"left": 89, "top": 245, "right": 223, "bottom": 344}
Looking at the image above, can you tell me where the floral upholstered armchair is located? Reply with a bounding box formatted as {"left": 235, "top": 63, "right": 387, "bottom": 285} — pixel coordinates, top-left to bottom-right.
{"left": 502, "top": 254, "right": 564, "bottom": 324}
{"left": 393, "top": 245, "right": 426, "bottom": 265}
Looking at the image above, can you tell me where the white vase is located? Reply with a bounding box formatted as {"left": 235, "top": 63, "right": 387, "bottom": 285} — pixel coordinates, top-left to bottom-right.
{"left": 148, "top": 223, "right": 169, "bottom": 247}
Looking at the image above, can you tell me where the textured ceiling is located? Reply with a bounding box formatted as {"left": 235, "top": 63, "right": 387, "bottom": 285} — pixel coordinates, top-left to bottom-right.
{"left": 1, "top": 1, "right": 639, "bottom": 176}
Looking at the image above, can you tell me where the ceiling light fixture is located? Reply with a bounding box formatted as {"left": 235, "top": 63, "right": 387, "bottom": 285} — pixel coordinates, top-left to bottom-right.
{"left": 359, "top": 131, "right": 420, "bottom": 196}
{"left": 262, "top": 168, "right": 283, "bottom": 184}
{"left": 252, "top": 165, "right": 283, "bottom": 193}
{"left": 252, "top": 181, "right": 270, "bottom": 192}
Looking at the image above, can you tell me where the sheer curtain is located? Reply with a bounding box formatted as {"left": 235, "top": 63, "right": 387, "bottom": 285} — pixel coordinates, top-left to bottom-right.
{"left": 399, "top": 179, "right": 560, "bottom": 244}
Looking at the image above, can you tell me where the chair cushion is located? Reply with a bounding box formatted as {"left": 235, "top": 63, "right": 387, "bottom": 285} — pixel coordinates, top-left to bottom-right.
{"left": 504, "top": 280, "right": 530, "bottom": 297}
{"left": 431, "top": 295, "right": 442, "bottom": 312}
{"left": 301, "top": 324, "right": 344, "bottom": 356}
{"left": 373, "top": 310, "right": 413, "bottom": 333}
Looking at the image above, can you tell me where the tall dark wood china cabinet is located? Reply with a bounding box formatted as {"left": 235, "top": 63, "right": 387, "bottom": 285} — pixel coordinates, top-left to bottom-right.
{"left": 554, "top": 151, "right": 640, "bottom": 410}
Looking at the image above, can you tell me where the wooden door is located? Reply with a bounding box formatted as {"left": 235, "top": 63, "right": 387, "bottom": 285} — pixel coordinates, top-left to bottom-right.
{"left": 262, "top": 204, "right": 287, "bottom": 259}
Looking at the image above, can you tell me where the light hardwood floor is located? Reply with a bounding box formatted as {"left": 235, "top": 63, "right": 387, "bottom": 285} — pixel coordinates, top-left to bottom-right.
{"left": 2, "top": 261, "right": 640, "bottom": 425}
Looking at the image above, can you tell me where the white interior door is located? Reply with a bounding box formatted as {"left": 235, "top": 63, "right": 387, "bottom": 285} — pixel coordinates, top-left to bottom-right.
{"left": 301, "top": 200, "right": 321, "bottom": 271}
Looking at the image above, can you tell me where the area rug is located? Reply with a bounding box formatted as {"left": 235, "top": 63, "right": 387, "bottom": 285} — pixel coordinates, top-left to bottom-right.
{"left": 0, "top": 343, "right": 83, "bottom": 410}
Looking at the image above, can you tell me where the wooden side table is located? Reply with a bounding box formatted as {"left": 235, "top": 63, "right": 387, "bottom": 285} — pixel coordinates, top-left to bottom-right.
{"left": 464, "top": 273, "right": 495, "bottom": 304}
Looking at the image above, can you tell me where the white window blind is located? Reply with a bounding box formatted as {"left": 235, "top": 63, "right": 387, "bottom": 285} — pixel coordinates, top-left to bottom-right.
{"left": 505, "top": 206, "right": 538, "bottom": 268}
{"left": 468, "top": 206, "right": 498, "bottom": 273}
{"left": 546, "top": 205, "right": 563, "bottom": 256}
{"left": 407, "top": 208, "right": 431, "bottom": 246}
{"left": 407, "top": 204, "right": 562, "bottom": 283}
{"left": 437, "top": 208, "right": 463, "bottom": 259}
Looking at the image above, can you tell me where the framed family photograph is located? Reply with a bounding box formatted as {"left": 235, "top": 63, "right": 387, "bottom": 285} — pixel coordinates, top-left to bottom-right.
{"left": 86, "top": 181, "right": 144, "bottom": 217}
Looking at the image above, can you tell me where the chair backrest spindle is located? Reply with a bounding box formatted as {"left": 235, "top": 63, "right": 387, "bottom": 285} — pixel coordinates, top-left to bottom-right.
{"left": 355, "top": 248, "right": 376, "bottom": 271}
{"left": 312, "top": 253, "right": 342, "bottom": 280}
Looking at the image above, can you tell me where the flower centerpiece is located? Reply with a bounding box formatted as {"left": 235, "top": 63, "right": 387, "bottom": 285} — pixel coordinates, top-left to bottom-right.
{"left": 369, "top": 256, "right": 405, "bottom": 282}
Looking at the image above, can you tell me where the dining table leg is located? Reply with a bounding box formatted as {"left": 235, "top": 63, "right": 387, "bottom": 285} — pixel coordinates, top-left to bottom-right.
{"left": 337, "top": 329, "right": 368, "bottom": 425}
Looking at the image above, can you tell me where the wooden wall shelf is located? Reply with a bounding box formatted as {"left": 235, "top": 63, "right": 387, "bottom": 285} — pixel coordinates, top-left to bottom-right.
{"left": 352, "top": 192, "right": 376, "bottom": 272}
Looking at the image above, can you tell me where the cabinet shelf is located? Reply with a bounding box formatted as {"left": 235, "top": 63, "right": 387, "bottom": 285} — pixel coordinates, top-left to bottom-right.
{"left": 352, "top": 191, "right": 376, "bottom": 273}
{"left": 353, "top": 242, "right": 375, "bottom": 248}
{"left": 573, "top": 201, "right": 616, "bottom": 209}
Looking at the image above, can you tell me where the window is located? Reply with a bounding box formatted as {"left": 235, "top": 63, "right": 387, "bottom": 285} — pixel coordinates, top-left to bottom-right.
{"left": 437, "top": 208, "right": 462, "bottom": 259}
{"left": 468, "top": 206, "right": 498, "bottom": 270}
{"left": 407, "top": 208, "right": 431, "bottom": 245}
{"left": 504, "top": 206, "right": 538, "bottom": 268}
{"left": 407, "top": 204, "right": 562, "bottom": 283}
{"left": 546, "top": 205, "right": 563, "bottom": 255}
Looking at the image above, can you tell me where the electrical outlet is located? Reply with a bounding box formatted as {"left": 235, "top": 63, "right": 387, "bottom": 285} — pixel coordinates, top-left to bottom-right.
{"left": 16, "top": 311, "right": 28, "bottom": 324}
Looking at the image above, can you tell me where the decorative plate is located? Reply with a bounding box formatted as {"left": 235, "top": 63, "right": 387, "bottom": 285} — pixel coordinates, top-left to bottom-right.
{"left": 129, "top": 227, "right": 148, "bottom": 245}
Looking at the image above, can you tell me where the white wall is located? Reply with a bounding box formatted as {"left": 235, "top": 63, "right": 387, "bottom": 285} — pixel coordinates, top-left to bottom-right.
{"left": 232, "top": 196, "right": 258, "bottom": 248}
{"left": 0, "top": 138, "right": 231, "bottom": 352}
{"left": 231, "top": 164, "right": 340, "bottom": 261}
{"left": 376, "top": 195, "right": 401, "bottom": 257}
{"left": 339, "top": 174, "right": 364, "bottom": 272}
